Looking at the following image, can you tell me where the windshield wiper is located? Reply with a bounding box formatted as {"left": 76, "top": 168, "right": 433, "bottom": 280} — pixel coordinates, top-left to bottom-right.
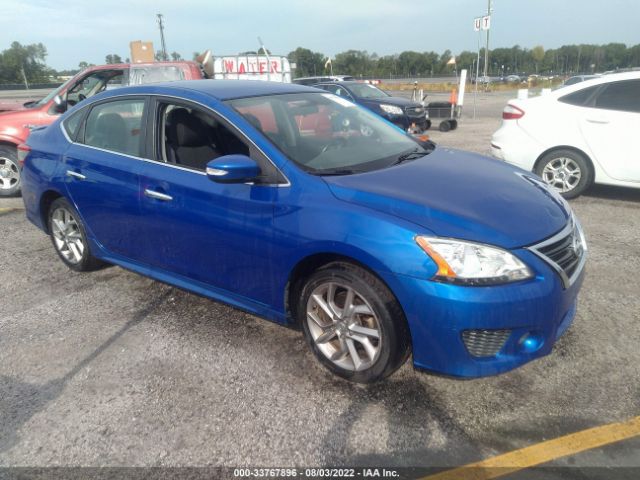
{"left": 391, "top": 148, "right": 429, "bottom": 166}
{"left": 313, "top": 168, "right": 362, "bottom": 176}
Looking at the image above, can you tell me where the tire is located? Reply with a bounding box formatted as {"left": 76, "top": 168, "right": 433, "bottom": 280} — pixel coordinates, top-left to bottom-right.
{"left": 439, "top": 120, "right": 451, "bottom": 132}
{"left": 424, "top": 119, "right": 432, "bottom": 131}
{"left": 297, "top": 262, "right": 410, "bottom": 383}
{"left": 47, "top": 197, "right": 104, "bottom": 271}
{"left": 534, "top": 149, "right": 593, "bottom": 199}
{"left": 0, "top": 145, "right": 21, "bottom": 197}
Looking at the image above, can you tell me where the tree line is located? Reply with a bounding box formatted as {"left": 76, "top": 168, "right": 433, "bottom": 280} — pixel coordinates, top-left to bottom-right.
{"left": 288, "top": 43, "right": 640, "bottom": 78}
{"left": 2, "top": 40, "right": 640, "bottom": 85}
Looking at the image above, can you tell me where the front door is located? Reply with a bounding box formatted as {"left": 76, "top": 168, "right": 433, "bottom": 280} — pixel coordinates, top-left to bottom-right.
{"left": 137, "top": 99, "right": 284, "bottom": 306}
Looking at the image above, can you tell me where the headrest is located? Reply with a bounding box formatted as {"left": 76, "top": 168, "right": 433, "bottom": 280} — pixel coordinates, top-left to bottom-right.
{"left": 167, "top": 108, "right": 208, "bottom": 147}
{"left": 94, "top": 112, "right": 126, "bottom": 136}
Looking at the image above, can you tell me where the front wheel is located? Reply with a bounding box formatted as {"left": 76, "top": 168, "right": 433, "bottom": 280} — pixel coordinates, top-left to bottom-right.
{"left": 48, "top": 197, "right": 104, "bottom": 271}
{"left": 0, "top": 145, "right": 21, "bottom": 197}
{"left": 298, "top": 262, "right": 410, "bottom": 383}
{"left": 535, "top": 149, "right": 593, "bottom": 199}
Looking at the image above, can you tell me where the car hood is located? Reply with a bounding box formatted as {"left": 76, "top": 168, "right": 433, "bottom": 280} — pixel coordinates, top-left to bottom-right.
{"left": 323, "top": 148, "right": 570, "bottom": 249}
{"left": 358, "top": 96, "right": 421, "bottom": 109}
{"left": 0, "top": 100, "right": 37, "bottom": 113}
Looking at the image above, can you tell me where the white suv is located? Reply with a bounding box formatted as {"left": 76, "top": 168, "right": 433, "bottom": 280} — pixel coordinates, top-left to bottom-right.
{"left": 491, "top": 71, "right": 640, "bottom": 198}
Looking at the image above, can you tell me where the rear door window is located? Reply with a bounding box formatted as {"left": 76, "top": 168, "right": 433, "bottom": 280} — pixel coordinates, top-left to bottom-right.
{"left": 558, "top": 85, "right": 599, "bottom": 107}
{"left": 62, "top": 107, "right": 87, "bottom": 141}
{"left": 82, "top": 98, "right": 146, "bottom": 156}
{"left": 593, "top": 80, "right": 640, "bottom": 113}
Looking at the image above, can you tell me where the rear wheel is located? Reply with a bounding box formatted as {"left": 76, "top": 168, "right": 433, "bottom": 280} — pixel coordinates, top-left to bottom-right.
{"left": 48, "top": 197, "right": 104, "bottom": 271}
{"left": 535, "top": 149, "right": 592, "bottom": 199}
{"left": 298, "top": 262, "right": 410, "bottom": 383}
{"left": 439, "top": 120, "right": 451, "bottom": 132}
{"left": 0, "top": 145, "right": 21, "bottom": 197}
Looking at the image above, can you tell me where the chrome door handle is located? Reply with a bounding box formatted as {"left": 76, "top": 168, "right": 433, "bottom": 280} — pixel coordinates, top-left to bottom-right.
{"left": 66, "top": 170, "right": 86, "bottom": 180}
{"left": 144, "top": 189, "right": 173, "bottom": 201}
{"left": 586, "top": 118, "right": 609, "bottom": 124}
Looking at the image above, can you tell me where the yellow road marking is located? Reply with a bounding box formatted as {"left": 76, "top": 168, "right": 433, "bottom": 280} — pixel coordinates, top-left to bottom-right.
{"left": 0, "top": 207, "right": 22, "bottom": 215}
{"left": 423, "top": 415, "right": 640, "bottom": 480}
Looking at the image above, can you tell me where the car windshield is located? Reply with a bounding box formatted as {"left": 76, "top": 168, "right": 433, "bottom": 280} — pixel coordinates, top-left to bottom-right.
{"left": 344, "top": 83, "right": 389, "bottom": 99}
{"left": 31, "top": 77, "right": 75, "bottom": 107}
{"left": 226, "top": 92, "right": 430, "bottom": 175}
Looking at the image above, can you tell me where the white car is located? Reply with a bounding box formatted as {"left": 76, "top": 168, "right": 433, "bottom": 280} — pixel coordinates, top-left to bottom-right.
{"left": 491, "top": 71, "right": 640, "bottom": 198}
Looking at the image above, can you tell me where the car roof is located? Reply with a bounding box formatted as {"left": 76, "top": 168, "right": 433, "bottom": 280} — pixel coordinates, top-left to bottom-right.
{"left": 551, "top": 70, "right": 640, "bottom": 97}
{"left": 313, "top": 81, "right": 363, "bottom": 87}
{"left": 96, "top": 79, "right": 319, "bottom": 101}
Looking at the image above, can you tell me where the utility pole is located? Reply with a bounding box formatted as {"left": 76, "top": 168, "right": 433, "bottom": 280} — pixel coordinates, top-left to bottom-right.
{"left": 157, "top": 13, "right": 168, "bottom": 61}
{"left": 483, "top": 0, "right": 492, "bottom": 81}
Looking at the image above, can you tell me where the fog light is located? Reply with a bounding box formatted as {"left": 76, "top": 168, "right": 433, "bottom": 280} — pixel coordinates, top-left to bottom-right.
{"left": 519, "top": 332, "right": 543, "bottom": 353}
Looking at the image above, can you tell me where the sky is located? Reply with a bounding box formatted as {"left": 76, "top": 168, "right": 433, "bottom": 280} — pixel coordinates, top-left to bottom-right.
{"left": 3, "top": 0, "right": 640, "bottom": 70}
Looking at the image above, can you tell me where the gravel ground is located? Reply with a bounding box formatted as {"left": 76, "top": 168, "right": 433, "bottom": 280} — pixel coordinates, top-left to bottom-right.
{"left": 0, "top": 91, "right": 638, "bottom": 471}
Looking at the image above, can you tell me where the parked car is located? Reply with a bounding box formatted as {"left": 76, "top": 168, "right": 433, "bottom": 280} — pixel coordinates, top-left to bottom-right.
{"left": 21, "top": 80, "right": 586, "bottom": 383}
{"left": 471, "top": 75, "right": 495, "bottom": 85}
{"left": 293, "top": 75, "right": 355, "bottom": 85}
{"left": 313, "top": 81, "right": 431, "bottom": 132}
{"left": 504, "top": 74, "right": 523, "bottom": 83}
{"left": 0, "top": 61, "right": 205, "bottom": 197}
{"left": 491, "top": 71, "right": 640, "bottom": 198}
{"left": 562, "top": 75, "right": 601, "bottom": 87}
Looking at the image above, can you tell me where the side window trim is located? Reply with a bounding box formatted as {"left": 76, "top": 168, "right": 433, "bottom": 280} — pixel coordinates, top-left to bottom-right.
{"left": 150, "top": 95, "right": 288, "bottom": 185}
{"left": 77, "top": 95, "right": 150, "bottom": 158}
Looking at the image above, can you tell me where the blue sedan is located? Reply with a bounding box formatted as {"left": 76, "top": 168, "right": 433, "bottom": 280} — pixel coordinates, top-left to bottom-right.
{"left": 20, "top": 80, "right": 586, "bottom": 383}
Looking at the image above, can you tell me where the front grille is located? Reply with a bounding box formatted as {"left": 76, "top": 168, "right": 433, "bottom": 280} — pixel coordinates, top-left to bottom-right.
{"left": 405, "top": 106, "right": 425, "bottom": 117}
{"left": 529, "top": 216, "right": 586, "bottom": 288}
{"left": 462, "top": 329, "right": 511, "bottom": 357}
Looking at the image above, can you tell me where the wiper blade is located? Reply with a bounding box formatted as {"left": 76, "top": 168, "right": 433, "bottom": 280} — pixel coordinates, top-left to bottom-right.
{"left": 313, "top": 168, "right": 362, "bottom": 176}
{"left": 391, "top": 149, "right": 429, "bottom": 166}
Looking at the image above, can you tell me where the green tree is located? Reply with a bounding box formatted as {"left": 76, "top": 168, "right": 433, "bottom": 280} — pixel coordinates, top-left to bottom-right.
{"left": 0, "top": 41, "right": 49, "bottom": 83}
{"left": 532, "top": 45, "right": 545, "bottom": 73}
{"left": 105, "top": 54, "right": 122, "bottom": 64}
{"left": 170, "top": 51, "right": 182, "bottom": 61}
{"left": 287, "top": 47, "right": 326, "bottom": 77}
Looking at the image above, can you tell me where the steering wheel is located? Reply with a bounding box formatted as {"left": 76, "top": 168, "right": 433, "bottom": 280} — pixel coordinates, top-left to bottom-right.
{"left": 78, "top": 93, "right": 87, "bottom": 102}
{"left": 320, "top": 137, "right": 347, "bottom": 154}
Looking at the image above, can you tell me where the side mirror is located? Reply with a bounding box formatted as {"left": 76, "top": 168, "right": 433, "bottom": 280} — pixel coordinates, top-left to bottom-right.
{"left": 206, "top": 155, "right": 260, "bottom": 184}
{"left": 53, "top": 95, "right": 67, "bottom": 113}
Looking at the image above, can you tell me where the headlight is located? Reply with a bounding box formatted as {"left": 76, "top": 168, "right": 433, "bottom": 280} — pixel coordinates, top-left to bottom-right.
{"left": 416, "top": 236, "right": 533, "bottom": 285}
{"left": 380, "top": 104, "right": 404, "bottom": 115}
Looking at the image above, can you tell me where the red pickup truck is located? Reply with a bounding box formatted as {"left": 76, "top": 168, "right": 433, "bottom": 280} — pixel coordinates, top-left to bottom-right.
{"left": 0, "top": 61, "right": 205, "bottom": 196}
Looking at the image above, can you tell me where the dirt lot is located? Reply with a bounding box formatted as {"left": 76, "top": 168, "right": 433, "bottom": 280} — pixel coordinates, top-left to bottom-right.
{"left": 0, "top": 89, "right": 638, "bottom": 477}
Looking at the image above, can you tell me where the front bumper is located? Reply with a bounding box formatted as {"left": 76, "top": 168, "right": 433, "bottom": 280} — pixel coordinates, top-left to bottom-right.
{"left": 382, "top": 248, "right": 584, "bottom": 378}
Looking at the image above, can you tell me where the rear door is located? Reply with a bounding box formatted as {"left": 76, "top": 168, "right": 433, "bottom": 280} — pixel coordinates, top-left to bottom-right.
{"left": 579, "top": 79, "right": 640, "bottom": 182}
{"left": 63, "top": 97, "right": 148, "bottom": 258}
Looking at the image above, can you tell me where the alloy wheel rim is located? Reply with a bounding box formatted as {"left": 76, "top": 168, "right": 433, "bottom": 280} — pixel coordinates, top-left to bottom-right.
{"left": 0, "top": 157, "right": 20, "bottom": 191}
{"left": 51, "top": 207, "right": 85, "bottom": 264}
{"left": 306, "top": 282, "right": 382, "bottom": 372}
{"left": 541, "top": 157, "right": 582, "bottom": 193}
